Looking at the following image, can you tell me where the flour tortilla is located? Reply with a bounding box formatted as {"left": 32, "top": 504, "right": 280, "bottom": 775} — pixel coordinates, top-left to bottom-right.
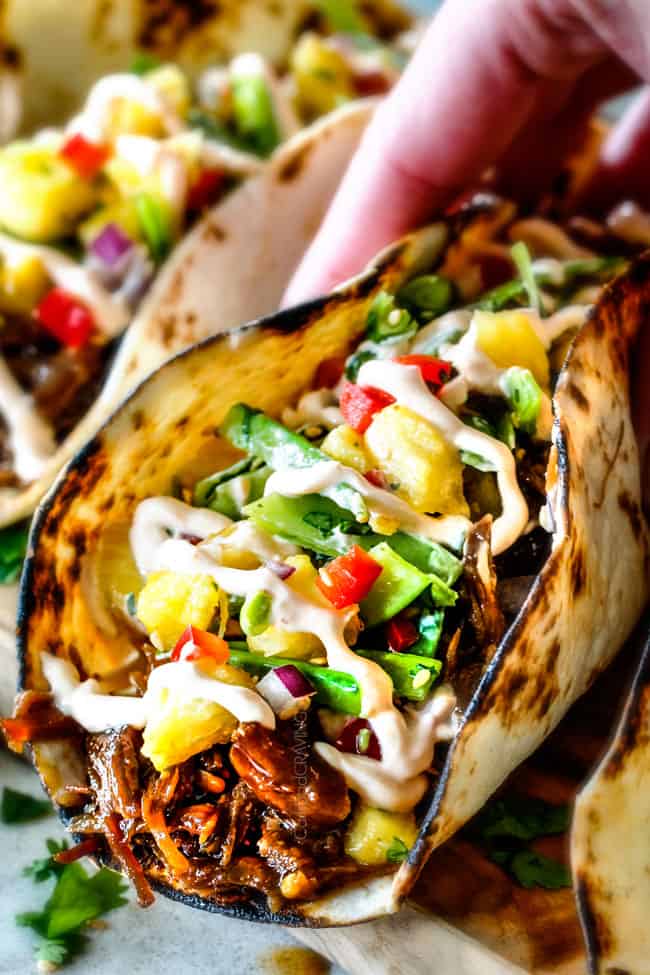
{"left": 17, "top": 214, "right": 649, "bottom": 924}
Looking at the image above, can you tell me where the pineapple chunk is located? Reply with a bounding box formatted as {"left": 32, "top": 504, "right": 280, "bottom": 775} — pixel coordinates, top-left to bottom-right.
{"left": 365, "top": 404, "right": 469, "bottom": 516}
{"left": 248, "top": 556, "right": 324, "bottom": 659}
{"left": 79, "top": 198, "right": 143, "bottom": 248}
{"left": 474, "top": 309, "right": 550, "bottom": 388}
{"left": 344, "top": 805, "right": 419, "bottom": 866}
{"left": 142, "top": 663, "right": 254, "bottom": 770}
{"left": 291, "top": 33, "right": 354, "bottom": 118}
{"left": 321, "top": 424, "right": 371, "bottom": 473}
{"left": 0, "top": 255, "right": 49, "bottom": 314}
{"left": 0, "top": 142, "right": 98, "bottom": 242}
{"left": 146, "top": 65, "right": 191, "bottom": 118}
{"left": 106, "top": 98, "right": 165, "bottom": 139}
{"left": 136, "top": 571, "right": 220, "bottom": 650}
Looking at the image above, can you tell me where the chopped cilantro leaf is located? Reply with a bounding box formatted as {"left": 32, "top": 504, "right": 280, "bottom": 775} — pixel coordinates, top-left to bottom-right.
{"left": 24, "top": 840, "right": 69, "bottom": 883}
{"left": 476, "top": 795, "right": 570, "bottom": 842}
{"left": 17, "top": 839, "right": 128, "bottom": 966}
{"left": 508, "top": 850, "right": 571, "bottom": 890}
{"left": 386, "top": 836, "right": 409, "bottom": 864}
{"left": 129, "top": 51, "right": 161, "bottom": 76}
{"left": 1, "top": 787, "right": 52, "bottom": 824}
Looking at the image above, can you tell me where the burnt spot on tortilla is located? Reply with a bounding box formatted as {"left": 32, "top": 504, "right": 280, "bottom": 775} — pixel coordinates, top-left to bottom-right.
{"left": 42, "top": 445, "right": 107, "bottom": 539}
{"left": 565, "top": 380, "right": 589, "bottom": 412}
{"left": 576, "top": 874, "right": 614, "bottom": 962}
{"left": 617, "top": 489, "right": 643, "bottom": 538}
{"left": 175, "top": 415, "right": 190, "bottom": 431}
{"left": 0, "top": 44, "right": 21, "bottom": 70}
{"left": 137, "top": 0, "right": 224, "bottom": 51}
{"left": 570, "top": 546, "right": 586, "bottom": 596}
{"left": 277, "top": 140, "right": 315, "bottom": 183}
{"left": 206, "top": 223, "right": 226, "bottom": 243}
{"left": 132, "top": 410, "right": 145, "bottom": 432}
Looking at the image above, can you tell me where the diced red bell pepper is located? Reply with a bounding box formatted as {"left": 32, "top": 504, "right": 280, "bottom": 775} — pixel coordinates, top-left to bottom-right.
{"left": 386, "top": 613, "right": 419, "bottom": 653}
{"left": 315, "top": 355, "right": 346, "bottom": 389}
{"left": 35, "top": 288, "right": 95, "bottom": 348}
{"left": 60, "top": 134, "right": 111, "bottom": 179}
{"left": 364, "top": 468, "right": 389, "bottom": 490}
{"left": 336, "top": 717, "right": 381, "bottom": 760}
{"left": 394, "top": 354, "right": 452, "bottom": 388}
{"left": 171, "top": 625, "right": 230, "bottom": 664}
{"left": 340, "top": 381, "right": 395, "bottom": 434}
{"left": 187, "top": 168, "right": 224, "bottom": 212}
{"left": 316, "top": 545, "right": 382, "bottom": 609}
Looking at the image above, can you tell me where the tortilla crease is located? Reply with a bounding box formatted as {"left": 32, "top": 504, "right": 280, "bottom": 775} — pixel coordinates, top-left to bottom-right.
{"left": 0, "top": 0, "right": 410, "bottom": 134}
{"left": 0, "top": 98, "right": 375, "bottom": 530}
{"left": 18, "top": 226, "right": 650, "bottom": 926}
{"left": 572, "top": 631, "right": 650, "bottom": 975}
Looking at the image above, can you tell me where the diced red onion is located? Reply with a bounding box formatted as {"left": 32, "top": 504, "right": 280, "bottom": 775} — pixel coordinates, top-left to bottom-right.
{"left": 364, "top": 468, "right": 389, "bottom": 490}
{"left": 275, "top": 664, "right": 315, "bottom": 699}
{"left": 266, "top": 560, "right": 296, "bottom": 580}
{"left": 335, "top": 717, "right": 381, "bottom": 760}
{"left": 257, "top": 667, "right": 315, "bottom": 719}
{"left": 91, "top": 223, "right": 134, "bottom": 267}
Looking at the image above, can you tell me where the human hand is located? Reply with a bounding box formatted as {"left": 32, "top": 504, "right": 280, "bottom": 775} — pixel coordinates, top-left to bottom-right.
{"left": 285, "top": 0, "right": 650, "bottom": 305}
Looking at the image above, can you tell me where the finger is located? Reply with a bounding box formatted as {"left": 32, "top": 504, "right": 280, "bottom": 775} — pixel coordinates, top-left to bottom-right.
{"left": 577, "top": 86, "right": 650, "bottom": 212}
{"left": 284, "top": 0, "right": 606, "bottom": 305}
{"left": 495, "top": 57, "right": 637, "bottom": 203}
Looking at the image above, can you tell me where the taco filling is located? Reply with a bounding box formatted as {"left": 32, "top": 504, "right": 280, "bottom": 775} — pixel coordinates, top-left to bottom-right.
{"left": 8, "top": 200, "right": 646, "bottom": 913}
{"left": 0, "top": 23, "right": 408, "bottom": 490}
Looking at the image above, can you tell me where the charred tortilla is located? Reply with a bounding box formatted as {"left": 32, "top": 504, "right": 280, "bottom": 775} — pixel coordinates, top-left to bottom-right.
{"left": 10, "top": 200, "right": 649, "bottom": 925}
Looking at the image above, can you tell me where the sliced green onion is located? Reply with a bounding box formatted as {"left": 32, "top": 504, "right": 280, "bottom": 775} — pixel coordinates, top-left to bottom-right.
{"left": 361, "top": 543, "right": 437, "bottom": 626}
{"left": 231, "top": 72, "right": 280, "bottom": 158}
{"left": 345, "top": 348, "right": 376, "bottom": 381}
{"left": 511, "top": 241, "right": 541, "bottom": 314}
{"left": 240, "top": 591, "right": 272, "bottom": 637}
{"left": 461, "top": 450, "right": 498, "bottom": 473}
{"left": 136, "top": 193, "right": 172, "bottom": 263}
{"left": 397, "top": 274, "right": 453, "bottom": 322}
{"left": 366, "top": 291, "right": 414, "bottom": 342}
{"left": 130, "top": 52, "right": 162, "bottom": 76}
{"left": 411, "top": 610, "right": 445, "bottom": 658}
{"left": 500, "top": 366, "right": 542, "bottom": 436}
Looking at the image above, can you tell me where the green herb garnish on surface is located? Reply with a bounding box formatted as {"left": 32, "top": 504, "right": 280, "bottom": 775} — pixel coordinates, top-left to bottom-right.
{"left": 0, "top": 521, "right": 29, "bottom": 583}
{"left": 129, "top": 51, "right": 162, "bottom": 76}
{"left": 17, "top": 839, "right": 128, "bottom": 967}
{"left": 472, "top": 795, "right": 572, "bottom": 891}
{"left": 1, "top": 787, "right": 52, "bottom": 824}
{"left": 511, "top": 241, "right": 541, "bottom": 314}
{"left": 314, "top": 0, "right": 368, "bottom": 34}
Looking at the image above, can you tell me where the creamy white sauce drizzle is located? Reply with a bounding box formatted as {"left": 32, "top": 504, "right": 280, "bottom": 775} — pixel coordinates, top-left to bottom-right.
{"left": 41, "top": 651, "right": 275, "bottom": 733}
{"left": 282, "top": 389, "right": 343, "bottom": 430}
{"left": 201, "top": 519, "right": 299, "bottom": 563}
{"left": 67, "top": 74, "right": 183, "bottom": 144}
{"left": 0, "top": 356, "right": 57, "bottom": 481}
{"left": 114, "top": 134, "right": 189, "bottom": 215}
{"left": 265, "top": 461, "right": 469, "bottom": 551}
{"left": 356, "top": 360, "right": 528, "bottom": 555}
{"left": 411, "top": 309, "right": 472, "bottom": 355}
{"left": 130, "top": 496, "right": 231, "bottom": 576}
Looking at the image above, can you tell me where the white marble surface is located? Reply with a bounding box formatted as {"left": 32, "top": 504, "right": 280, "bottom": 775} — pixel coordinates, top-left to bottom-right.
{"left": 0, "top": 750, "right": 347, "bottom": 975}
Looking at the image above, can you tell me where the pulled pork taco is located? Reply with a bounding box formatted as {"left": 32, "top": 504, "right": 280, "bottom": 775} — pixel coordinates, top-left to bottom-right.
{"left": 0, "top": 1, "right": 416, "bottom": 526}
{"left": 8, "top": 196, "right": 649, "bottom": 924}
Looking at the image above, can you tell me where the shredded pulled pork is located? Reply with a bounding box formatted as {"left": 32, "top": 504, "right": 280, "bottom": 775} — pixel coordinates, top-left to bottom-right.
{"left": 231, "top": 722, "right": 351, "bottom": 828}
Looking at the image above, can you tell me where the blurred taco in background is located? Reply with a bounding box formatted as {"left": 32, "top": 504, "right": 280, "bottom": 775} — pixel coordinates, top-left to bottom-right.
{"left": 0, "top": 2, "right": 417, "bottom": 529}
{"left": 0, "top": 0, "right": 412, "bottom": 134}
{"left": 7, "top": 195, "right": 648, "bottom": 924}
